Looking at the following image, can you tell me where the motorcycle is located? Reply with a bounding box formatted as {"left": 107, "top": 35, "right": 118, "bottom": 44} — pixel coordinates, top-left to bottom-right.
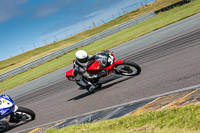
{"left": 66, "top": 51, "right": 141, "bottom": 92}
{"left": 0, "top": 94, "right": 35, "bottom": 131}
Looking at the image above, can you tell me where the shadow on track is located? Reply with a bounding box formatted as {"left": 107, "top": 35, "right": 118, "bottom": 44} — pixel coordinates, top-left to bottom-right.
{"left": 67, "top": 76, "right": 133, "bottom": 101}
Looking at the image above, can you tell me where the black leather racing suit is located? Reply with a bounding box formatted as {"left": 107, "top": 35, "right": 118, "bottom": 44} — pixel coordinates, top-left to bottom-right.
{"left": 73, "top": 53, "right": 109, "bottom": 89}
{"left": 73, "top": 55, "right": 98, "bottom": 89}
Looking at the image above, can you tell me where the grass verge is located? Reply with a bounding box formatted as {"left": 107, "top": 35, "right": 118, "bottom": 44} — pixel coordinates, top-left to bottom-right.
{"left": 0, "top": 0, "right": 200, "bottom": 92}
{"left": 0, "top": 0, "right": 181, "bottom": 74}
{"left": 45, "top": 104, "right": 200, "bottom": 133}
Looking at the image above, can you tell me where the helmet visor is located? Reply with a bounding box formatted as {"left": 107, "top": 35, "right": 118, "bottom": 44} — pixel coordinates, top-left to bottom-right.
{"left": 78, "top": 56, "right": 88, "bottom": 63}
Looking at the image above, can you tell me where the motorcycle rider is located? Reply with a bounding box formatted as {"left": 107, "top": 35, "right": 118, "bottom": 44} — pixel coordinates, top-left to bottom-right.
{"left": 73, "top": 50, "right": 108, "bottom": 92}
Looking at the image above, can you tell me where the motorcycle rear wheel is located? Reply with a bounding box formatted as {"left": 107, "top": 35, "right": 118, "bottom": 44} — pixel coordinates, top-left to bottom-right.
{"left": 114, "top": 61, "right": 141, "bottom": 76}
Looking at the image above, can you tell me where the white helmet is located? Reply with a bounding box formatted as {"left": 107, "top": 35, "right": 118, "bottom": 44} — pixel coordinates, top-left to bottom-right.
{"left": 75, "top": 50, "right": 88, "bottom": 66}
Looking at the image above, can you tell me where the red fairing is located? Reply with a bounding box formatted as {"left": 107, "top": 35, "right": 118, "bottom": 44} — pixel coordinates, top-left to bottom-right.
{"left": 87, "top": 52, "right": 116, "bottom": 71}
{"left": 113, "top": 60, "right": 123, "bottom": 65}
{"left": 87, "top": 61, "right": 101, "bottom": 74}
{"left": 88, "top": 61, "right": 101, "bottom": 71}
{"left": 66, "top": 69, "right": 74, "bottom": 78}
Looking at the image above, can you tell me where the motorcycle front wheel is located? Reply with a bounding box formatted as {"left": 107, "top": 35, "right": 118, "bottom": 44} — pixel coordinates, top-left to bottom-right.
{"left": 114, "top": 61, "right": 141, "bottom": 76}
{"left": 15, "top": 107, "right": 36, "bottom": 122}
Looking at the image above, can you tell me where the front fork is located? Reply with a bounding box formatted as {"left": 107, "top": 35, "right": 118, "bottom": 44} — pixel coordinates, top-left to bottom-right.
{"left": 9, "top": 105, "right": 22, "bottom": 123}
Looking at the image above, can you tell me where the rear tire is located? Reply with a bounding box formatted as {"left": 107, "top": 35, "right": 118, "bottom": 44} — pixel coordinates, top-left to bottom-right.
{"left": 114, "top": 61, "right": 141, "bottom": 76}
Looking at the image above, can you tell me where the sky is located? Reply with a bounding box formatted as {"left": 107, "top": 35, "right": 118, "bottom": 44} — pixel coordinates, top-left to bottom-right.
{"left": 0, "top": 0, "right": 154, "bottom": 61}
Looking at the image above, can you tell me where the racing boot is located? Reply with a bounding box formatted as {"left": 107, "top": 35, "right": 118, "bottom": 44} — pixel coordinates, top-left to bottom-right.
{"left": 88, "top": 85, "right": 96, "bottom": 93}
{"left": 78, "top": 86, "right": 84, "bottom": 90}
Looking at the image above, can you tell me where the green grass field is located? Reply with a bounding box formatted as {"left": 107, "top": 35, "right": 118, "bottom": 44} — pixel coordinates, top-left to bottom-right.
{"left": 45, "top": 105, "right": 200, "bottom": 133}
{"left": 0, "top": 0, "right": 200, "bottom": 92}
{"left": 0, "top": 0, "right": 181, "bottom": 74}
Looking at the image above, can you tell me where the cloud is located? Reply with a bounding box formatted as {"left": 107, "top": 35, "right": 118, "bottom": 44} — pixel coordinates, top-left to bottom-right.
{"left": 84, "top": 0, "right": 139, "bottom": 20}
{"left": 35, "top": 0, "right": 140, "bottom": 42}
{"left": 34, "top": 7, "right": 59, "bottom": 18}
{"left": 84, "top": 9, "right": 105, "bottom": 18}
{"left": 0, "top": 10, "right": 13, "bottom": 22}
{"left": 0, "top": 0, "right": 73, "bottom": 21}
{"left": 33, "top": 0, "right": 72, "bottom": 18}
{"left": 0, "top": 0, "right": 28, "bottom": 22}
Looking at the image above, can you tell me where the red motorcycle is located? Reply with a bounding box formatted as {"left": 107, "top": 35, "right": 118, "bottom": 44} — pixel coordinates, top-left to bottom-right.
{"left": 66, "top": 51, "right": 141, "bottom": 92}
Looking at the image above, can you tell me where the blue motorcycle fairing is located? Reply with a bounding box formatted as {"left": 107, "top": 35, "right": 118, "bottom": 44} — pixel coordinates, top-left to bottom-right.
{"left": 0, "top": 95, "right": 15, "bottom": 119}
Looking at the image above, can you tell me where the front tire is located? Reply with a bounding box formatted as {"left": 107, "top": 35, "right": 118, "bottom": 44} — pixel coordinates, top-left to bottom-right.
{"left": 114, "top": 61, "right": 141, "bottom": 76}
{"left": 15, "top": 107, "right": 36, "bottom": 122}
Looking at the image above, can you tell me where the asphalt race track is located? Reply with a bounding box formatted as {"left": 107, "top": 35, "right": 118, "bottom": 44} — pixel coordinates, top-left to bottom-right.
{"left": 5, "top": 14, "right": 200, "bottom": 132}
